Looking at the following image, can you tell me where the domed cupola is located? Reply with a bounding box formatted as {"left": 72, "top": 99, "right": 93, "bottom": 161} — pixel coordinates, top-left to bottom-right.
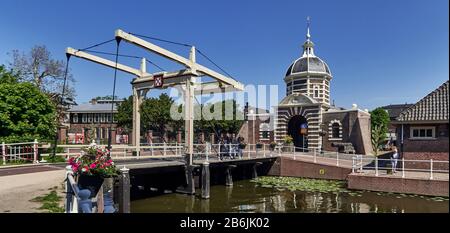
{"left": 284, "top": 17, "right": 332, "bottom": 105}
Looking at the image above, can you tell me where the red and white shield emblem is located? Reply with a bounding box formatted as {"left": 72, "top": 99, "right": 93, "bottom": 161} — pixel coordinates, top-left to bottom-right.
{"left": 154, "top": 74, "right": 164, "bottom": 88}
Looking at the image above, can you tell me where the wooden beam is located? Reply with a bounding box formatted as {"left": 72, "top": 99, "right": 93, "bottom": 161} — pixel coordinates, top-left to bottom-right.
{"left": 115, "top": 29, "right": 244, "bottom": 91}
{"left": 66, "top": 47, "right": 150, "bottom": 77}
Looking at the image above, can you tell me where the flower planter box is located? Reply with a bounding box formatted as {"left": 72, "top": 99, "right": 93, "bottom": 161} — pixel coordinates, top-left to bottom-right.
{"left": 78, "top": 175, "right": 104, "bottom": 199}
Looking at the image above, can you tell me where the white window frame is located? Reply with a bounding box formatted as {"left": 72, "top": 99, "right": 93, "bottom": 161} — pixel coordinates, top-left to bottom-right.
{"left": 410, "top": 126, "right": 435, "bottom": 139}
{"left": 328, "top": 119, "right": 343, "bottom": 141}
{"left": 88, "top": 113, "right": 93, "bottom": 123}
{"left": 82, "top": 114, "right": 87, "bottom": 123}
{"left": 73, "top": 113, "right": 78, "bottom": 123}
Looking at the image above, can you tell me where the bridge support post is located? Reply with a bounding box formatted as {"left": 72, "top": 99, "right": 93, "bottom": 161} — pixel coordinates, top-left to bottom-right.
{"left": 201, "top": 161, "right": 210, "bottom": 199}
{"left": 225, "top": 165, "right": 236, "bottom": 186}
{"left": 252, "top": 162, "right": 263, "bottom": 179}
{"left": 118, "top": 167, "right": 130, "bottom": 213}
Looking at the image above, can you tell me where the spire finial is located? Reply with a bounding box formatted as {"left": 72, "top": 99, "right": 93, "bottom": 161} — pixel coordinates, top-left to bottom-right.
{"left": 306, "top": 16, "right": 311, "bottom": 40}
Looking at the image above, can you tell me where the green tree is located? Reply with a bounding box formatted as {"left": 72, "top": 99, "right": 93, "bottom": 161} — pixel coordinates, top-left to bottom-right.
{"left": 116, "top": 96, "right": 133, "bottom": 133}
{"left": 371, "top": 125, "right": 385, "bottom": 156}
{"left": 0, "top": 66, "right": 56, "bottom": 143}
{"left": 141, "top": 93, "right": 177, "bottom": 139}
{"left": 370, "top": 107, "right": 390, "bottom": 155}
{"left": 195, "top": 99, "right": 244, "bottom": 136}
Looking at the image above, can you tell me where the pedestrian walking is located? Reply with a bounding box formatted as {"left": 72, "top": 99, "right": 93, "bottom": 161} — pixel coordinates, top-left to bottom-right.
{"left": 391, "top": 146, "right": 399, "bottom": 173}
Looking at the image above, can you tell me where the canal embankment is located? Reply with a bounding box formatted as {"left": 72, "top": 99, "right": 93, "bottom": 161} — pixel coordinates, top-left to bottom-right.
{"left": 267, "top": 156, "right": 449, "bottom": 197}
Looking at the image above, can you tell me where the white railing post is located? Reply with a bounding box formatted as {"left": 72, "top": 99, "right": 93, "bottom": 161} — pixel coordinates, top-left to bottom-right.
{"left": 352, "top": 157, "right": 355, "bottom": 173}
{"left": 375, "top": 156, "right": 379, "bottom": 176}
{"left": 430, "top": 159, "right": 433, "bottom": 180}
{"left": 313, "top": 148, "right": 317, "bottom": 163}
{"left": 293, "top": 146, "right": 296, "bottom": 160}
{"left": 33, "top": 139, "right": 38, "bottom": 163}
{"left": 66, "top": 147, "right": 70, "bottom": 160}
{"left": 263, "top": 144, "right": 266, "bottom": 157}
{"left": 336, "top": 152, "right": 339, "bottom": 166}
{"left": 402, "top": 157, "right": 405, "bottom": 178}
{"left": 163, "top": 142, "right": 167, "bottom": 156}
{"left": 2, "top": 142, "right": 5, "bottom": 165}
{"left": 151, "top": 143, "right": 154, "bottom": 156}
{"left": 360, "top": 155, "right": 363, "bottom": 172}
{"left": 205, "top": 143, "right": 209, "bottom": 162}
{"left": 175, "top": 142, "right": 178, "bottom": 156}
{"left": 248, "top": 144, "right": 250, "bottom": 159}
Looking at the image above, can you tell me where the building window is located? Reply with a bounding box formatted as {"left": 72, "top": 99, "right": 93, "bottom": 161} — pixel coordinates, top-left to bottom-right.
{"left": 331, "top": 123, "right": 340, "bottom": 138}
{"left": 259, "top": 123, "right": 270, "bottom": 140}
{"left": 82, "top": 114, "right": 87, "bottom": 123}
{"left": 410, "top": 126, "right": 435, "bottom": 139}
{"left": 328, "top": 120, "right": 342, "bottom": 140}
{"left": 73, "top": 114, "right": 78, "bottom": 123}
{"left": 94, "top": 114, "right": 99, "bottom": 123}
{"left": 88, "top": 114, "right": 93, "bottom": 123}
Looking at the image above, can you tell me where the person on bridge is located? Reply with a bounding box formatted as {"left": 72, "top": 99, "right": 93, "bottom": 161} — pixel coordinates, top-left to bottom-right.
{"left": 391, "top": 146, "right": 399, "bottom": 173}
{"left": 218, "top": 137, "right": 225, "bottom": 160}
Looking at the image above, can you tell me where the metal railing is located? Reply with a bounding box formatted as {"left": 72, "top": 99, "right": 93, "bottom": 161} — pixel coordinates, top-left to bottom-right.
{"left": 351, "top": 156, "right": 449, "bottom": 180}
{"left": 1, "top": 140, "right": 39, "bottom": 165}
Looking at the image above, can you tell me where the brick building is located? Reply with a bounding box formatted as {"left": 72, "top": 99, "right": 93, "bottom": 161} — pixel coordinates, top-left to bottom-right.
{"left": 381, "top": 104, "right": 413, "bottom": 145}
{"left": 394, "top": 81, "right": 449, "bottom": 164}
{"left": 59, "top": 98, "right": 128, "bottom": 144}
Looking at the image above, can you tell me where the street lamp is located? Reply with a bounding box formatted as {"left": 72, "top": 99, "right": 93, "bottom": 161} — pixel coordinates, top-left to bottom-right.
{"left": 319, "top": 123, "right": 326, "bottom": 154}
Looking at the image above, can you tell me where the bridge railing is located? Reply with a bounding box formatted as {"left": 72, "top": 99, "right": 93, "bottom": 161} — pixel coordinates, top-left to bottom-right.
{"left": 351, "top": 156, "right": 449, "bottom": 180}
{"left": 38, "top": 143, "right": 184, "bottom": 161}
{"left": 1, "top": 140, "right": 39, "bottom": 165}
{"left": 191, "top": 143, "right": 279, "bottom": 161}
{"left": 276, "top": 145, "right": 373, "bottom": 166}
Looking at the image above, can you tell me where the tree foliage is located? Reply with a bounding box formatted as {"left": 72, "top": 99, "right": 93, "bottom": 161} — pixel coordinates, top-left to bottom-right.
{"left": 116, "top": 96, "right": 133, "bottom": 133}
{"left": 370, "top": 107, "right": 390, "bottom": 135}
{"left": 115, "top": 94, "right": 244, "bottom": 140}
{"left": 371, "top": 125, "right": 386, "bottom": 156}
{"left": 8, "top": 45, "right": 76, "bottom": 100}
{"left": 370, "top": 107, "right": 390, "bottom": 155}
{"left": 0, "top": 66, "right": 57, "bottom": 143}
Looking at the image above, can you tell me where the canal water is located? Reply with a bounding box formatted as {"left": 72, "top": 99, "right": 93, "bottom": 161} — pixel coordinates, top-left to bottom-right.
{"left": 131, "top": 180, "right": 449, "bottom": 213}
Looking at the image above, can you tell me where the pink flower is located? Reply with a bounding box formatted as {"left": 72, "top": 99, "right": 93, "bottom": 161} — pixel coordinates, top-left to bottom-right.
{"left": 89, "top": 163, "right": 97, "bottom": 169}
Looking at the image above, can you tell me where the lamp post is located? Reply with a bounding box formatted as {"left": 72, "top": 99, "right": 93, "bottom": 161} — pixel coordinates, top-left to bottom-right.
{"left": 319, "top": 123, "right": 326, "bottom": 154}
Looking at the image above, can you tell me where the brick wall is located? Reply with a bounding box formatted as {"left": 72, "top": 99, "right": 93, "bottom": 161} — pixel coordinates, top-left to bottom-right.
{"left": 347, "top": 174, "right": 449, "bottom": 197}
{"left": 267, "top": 156, "right": 352, "bottom": 180}
{"left": 403, "top": 152, "right": 449, "bottom": 171}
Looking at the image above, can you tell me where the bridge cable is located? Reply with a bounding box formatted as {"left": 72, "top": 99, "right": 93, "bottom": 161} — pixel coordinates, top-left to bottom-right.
{"left": 79, "top": 38, "right": 116, "bottom": 51}
{"left": 195, "top": 48, "right": 237, "bottom": 82}
{"left": 125, "top": 33, "right": 238, "bottom": 82}
{"left": 106, "top": 38, "right": 122, "bottom": 159}
{"left": 129, "top": 32, "right": 192, "bottom": 47}
{"left": 52, "top": 53, "right": 71, "bottom": 159}
{"left": 81, "top": 49, "right": 166, "bottom": 72}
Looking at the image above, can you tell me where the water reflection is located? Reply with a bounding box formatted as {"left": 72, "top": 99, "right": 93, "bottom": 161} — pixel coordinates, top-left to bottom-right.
{"left": 131, "top": 180, "right": 449, "bottom": 213}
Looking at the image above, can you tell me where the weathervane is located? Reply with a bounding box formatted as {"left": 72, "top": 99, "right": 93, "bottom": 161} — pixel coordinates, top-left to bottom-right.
{"left": 306, "top": 16, "right": 311, "bottom": 40}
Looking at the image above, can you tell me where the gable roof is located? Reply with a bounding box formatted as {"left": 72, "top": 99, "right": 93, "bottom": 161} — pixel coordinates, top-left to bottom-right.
{"left": 381, "top": 104, "right": 413, "bottom": 120}
{"left": 396, "top": 81, "right": 448, "bottom": 122}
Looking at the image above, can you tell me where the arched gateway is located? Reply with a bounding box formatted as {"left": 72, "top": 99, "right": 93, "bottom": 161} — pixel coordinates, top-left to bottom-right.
{"left": 287, "top": 115, "right": 308, "bottom": 149}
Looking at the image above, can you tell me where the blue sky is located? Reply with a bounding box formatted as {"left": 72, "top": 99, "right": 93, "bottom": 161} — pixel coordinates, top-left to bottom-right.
{"left": 0, "top": 0, "right": 448, "bottom": 110}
